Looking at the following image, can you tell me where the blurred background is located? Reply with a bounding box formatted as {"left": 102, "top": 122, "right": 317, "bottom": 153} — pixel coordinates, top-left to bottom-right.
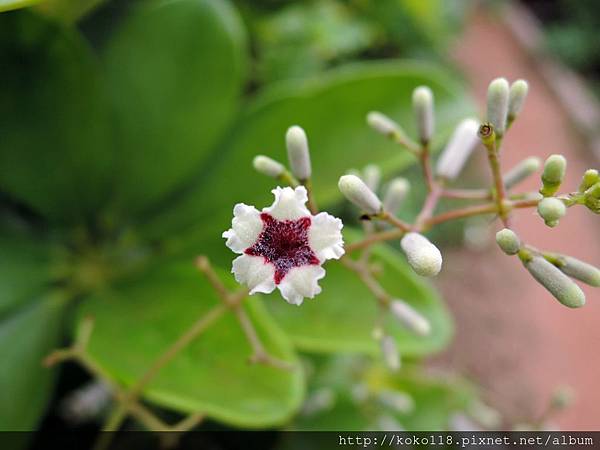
{"left": 0, "top": 0, "right": 599, "bottom": 445}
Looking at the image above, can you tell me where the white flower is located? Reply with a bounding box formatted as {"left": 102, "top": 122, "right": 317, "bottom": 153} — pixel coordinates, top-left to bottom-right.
{"left": 223, "top": 186, "right": 344, "bottom": 305}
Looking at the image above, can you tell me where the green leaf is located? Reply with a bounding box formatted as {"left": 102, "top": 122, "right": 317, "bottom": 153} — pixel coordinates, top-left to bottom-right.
{"left": 0, "top": 11, "right": 113, "bottom": 222}
{"left": 0, "top": 231, "right": 55, "bottom": 316}
{"left": 140, "top": 62, "right": 472, "bottom": 257}
{"left": 103, "top": 0, "right": 246, "bottom": 216}
{"left": 266, "top": 234, "right": 452, "bottom": 357}
{"left": 0, "top": 0, "right": 40, "bottom": 13}
{"left": 0, "top": 293, "right": 67, "bottom": 430}
{"left": 34, "top": 0, "right": 107, "bottom": 24}
{"left": 76, "top": 261, "right": 305, "bottom": 427}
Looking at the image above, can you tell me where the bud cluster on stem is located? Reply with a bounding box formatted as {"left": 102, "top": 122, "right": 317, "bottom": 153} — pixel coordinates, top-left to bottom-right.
{"left": 246, "top": 76, "right": 598, "bottom": 374}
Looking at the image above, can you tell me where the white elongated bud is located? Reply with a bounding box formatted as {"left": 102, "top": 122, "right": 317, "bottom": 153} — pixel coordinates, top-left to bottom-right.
{"left": 363, "top": 164, "right": 381, "bottom": 193}
{"left": 376, "top": 414, "right": 405, "bottom": 432}
{"left": 524, "top": 256, "right": 585, "bottom": 308}
{"left": 504, "top": 157, "right": 541, "bottom": 189}
{"left": 377, "top": 390, "right": 415, "bottom": 414}
{"left": 338, "top": 175, "right": 382, "bottom": 215}
{"left": 400, "top": 232, "right": 443, "bottom": 277}
{"left": 555, "top": 255, "right": 600, "bottom": 287}
{"left": 252, "top": 155, "right": 285, "bottom": 178}
{"left": 435, "top": 118, "right": 480, "bottom": 180}
{"left": 389, "top": 300, "right": 431, "bottom": 336}
{"left": 383, "top": 178, "right": 410, "bottom": 214}
{"left": 381, "top": 335, "right": 401, "bottom": 371}
{"left": 301, "top": 388, "right": 336, "bottom": 416}
{"left": 412, "top": 86, "right": 434, "bottom": 144}
{"left": 508, "top": 79, "right": 529, "bottom": 120}
{"left": 486, "top": 77, "right": 510, "bottom": 136}
{"left": 367, "top": 111, "right": 403, "bottom": 137}
{"left": 537, "top": 197, "right": 566, "bottom": 227}
{"left": 286, "top": 125, "right": 311, "bottom": 180}
{"left": 60, "top": 381, "right": 112, "bottom": 424}
{"left": 495, "top": 228, "right": 521, "bottom": 255}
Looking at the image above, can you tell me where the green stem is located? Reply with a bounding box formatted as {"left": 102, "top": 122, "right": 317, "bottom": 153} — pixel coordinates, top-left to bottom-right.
{"left": 485, "top": 138, "right": 511, "bottom": 226}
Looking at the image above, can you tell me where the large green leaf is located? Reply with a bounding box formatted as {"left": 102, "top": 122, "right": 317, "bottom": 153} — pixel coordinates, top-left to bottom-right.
{"left": 103, "top": 0, "right": 246, "bottom": 216}
{"left": 0, "top": 293, "right": 67, "bottom": 430}
{"left": 76, "top": 261, "right": 305, "bottom": 427}
{"left": 0, "top": 232, "right": 55, "bottom": 316}
{"left": 266, "top": 234, "right": 452, "bottom": 357}
{"left": 140, "top": 62, "right": 472, "bottom": 259}
{"left": 0, "top": 0, "right": 40, "bottom": 13}
{"left": 0, "top": 10, "right": 113, "bottom": 223}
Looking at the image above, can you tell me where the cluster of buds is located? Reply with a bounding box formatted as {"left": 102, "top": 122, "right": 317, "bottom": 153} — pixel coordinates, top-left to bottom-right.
{"left": 496, "top": 228, "right": 599, "bottom": 308}
{"left": 226, "top": 75, "right": 599, "bottom": 370}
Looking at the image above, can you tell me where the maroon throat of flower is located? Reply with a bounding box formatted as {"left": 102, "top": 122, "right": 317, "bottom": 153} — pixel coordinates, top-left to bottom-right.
{"left": 245, "top": 213, "right": 320, "bottom": 284}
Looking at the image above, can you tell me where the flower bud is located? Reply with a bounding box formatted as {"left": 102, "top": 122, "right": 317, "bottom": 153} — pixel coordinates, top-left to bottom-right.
{"left": 554, "top": 255, "right": 600, "bottom": 287}
{"left": 495, "top": 228, "right": 521, "bottom": 255}
{"left": 377, "top": 390, "right": 414, "bottom": 414}
{"left": 540, "top": 154, "right": 566, "bottom": 197}
{"left": 524, "top": 256, "right": 585, "bottom": 308}
{"left": 503, "top": 157, "right": 541, "bottom": 189}
{"left": 550, "top": 386, "right": 575, "bottom": 410}
{"left": 389, "top": 300, "right": 431, "bottom": 336}
{"left": 363, "top": 164, "right": 382, "bottom": 193}
{"left": 301, "top": 388, "right": 336, "bottom": 416}
{"left": 579, "top": 169, "right": 599, "bottom": 192}
{"left": 338, "top": 174, "right": 382, "bottom": 215}
{"left": 381, "top": 335, "right": 401, "bottom": 371}
{"left": 60, "top": 381, "right": 111, "bottom": 424}
{"left": 367, "top": 111, "right": 406, "bottom": 140}
{"left": 286, "top": 125, "right": 311, "bottom": 180}
{"left": 383, "top": 178, "right": 410, "bottom": 214}
{"left": 412, "top": 86, "right": 434, "bottom": 144}
{"left": 486, "top": 77, "right": 510, "bottom": 137}
{"left": 400, "top": 232, "right": 443, "bottom": 277}
{"left": 252, "top": 155, "right": 285, "bottom": 178}
{"left": 435, "top": 118, "right": 480, "bottom": 181}
{"left": 508, "top": 79, "right": 529, "bottom": 121}
{"left": 537, "top": 197, "right": 566, "bottom": 227}
{"left": 584, "top": 182, "right": 600, "bottom": 214}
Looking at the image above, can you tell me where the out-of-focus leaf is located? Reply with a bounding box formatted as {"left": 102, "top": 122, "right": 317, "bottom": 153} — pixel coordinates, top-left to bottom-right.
{"left": 266, "top": 233, "right": 452, "bottom": 357}
{"left": 0, "top": 11, "right": 113, "bottom": 222}
{"left": 251, "top": 0, "right": 377, "bottom": 83}
{"left": 358, "top": 0, "right": 469, "bottom": 53}
{"left": 140, "top": 62, "right": 472, "bottom": 261}
{"left": 0, "top": 293, "right": 67, "bottom": 430}
{"left": 76, "top": 261, "right": 305, "bottom": 427}
{"left": 0, "top": 232, "right": 55, "bottom": 316}
{"left": 0, "top": 0, "right": 40, "bottom": 13}
{"left": 103, "top": 0, "right": 246, "bottom": 217}
{"left": 35, "top": 0, "right": 107, "bottom": 23}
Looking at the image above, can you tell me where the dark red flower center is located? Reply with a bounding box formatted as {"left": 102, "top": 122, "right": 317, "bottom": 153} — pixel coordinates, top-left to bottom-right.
{"left": 245, "top": 213, "right": 320, "bottom": 284}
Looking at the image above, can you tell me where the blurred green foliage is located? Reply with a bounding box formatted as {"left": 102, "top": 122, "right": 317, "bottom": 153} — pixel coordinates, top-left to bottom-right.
{"left": 236, "top": 0, "right": 469, "bottom": 85}
{"left": 0, "top": 0, "right": 477, "bottom": 434}
{"left": 527, "top": 0, "right": 600, "bottom": 96}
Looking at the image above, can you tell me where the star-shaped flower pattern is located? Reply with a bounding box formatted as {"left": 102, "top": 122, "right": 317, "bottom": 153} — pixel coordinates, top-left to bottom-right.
{"left": 223, "top": 186, "right": 344, "bottom": 305}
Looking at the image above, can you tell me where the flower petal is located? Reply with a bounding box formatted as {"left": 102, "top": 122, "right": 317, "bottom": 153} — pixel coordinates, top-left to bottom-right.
{"left": 308, "top": 212, "right": 345, "bottom": 262}
{"left": 222, "top": 203, "right": 263, "bottom": 253}
{"left": 231, "top": 254, "right": 276, "bottom": 295}
{"left": 277, "top": 265, "right": 325, "bottom": 306}
{"left": 263, "top": 186, "right": 310, "bottom": 220}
